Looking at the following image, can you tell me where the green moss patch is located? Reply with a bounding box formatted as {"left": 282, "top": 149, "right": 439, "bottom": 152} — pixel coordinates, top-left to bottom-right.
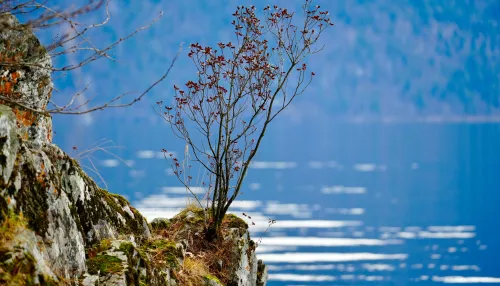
{"left": 205, "top": 273, "right": 222, "bottom": 284}
{"left": 150, "top": 218, "right": 170, "bottom": 232}
{"left": 87, "top": 254, "right": 123, "bottom": 275}
{"left": 223, "top": 213, "right": 248, "bottom": 230}
{"left": 140, "top": 239, "right": 181, "bottom": 269}
{"left": 0, "top": 249, "right": 37, "bottom": 285}
{"left": 118, "top": 242, "right": 134, "bottom": 255}
{"left": 172, "top": 207, "right": 205, "bottom": 225}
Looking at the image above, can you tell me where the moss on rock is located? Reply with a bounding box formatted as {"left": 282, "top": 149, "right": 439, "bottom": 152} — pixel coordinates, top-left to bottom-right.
{"left": 204, "top": 273, "right": 223, "bottom": 285}
{"left": 141, "top": 238, "right": 181, "bottom": 269}
{"left": 118, "top": 242, "right": 134, "bottom": 256}
{"left": 223, "top": 213, "right": 248, "bottom": 231}
{"left": 86, "top": 254, "right": 123, "bottom": 275}
{"left": 150, "top": 218, "right": 171, "bottom": 231}
{"left": 0, "top": 211, "right": 59, "bottom": 285}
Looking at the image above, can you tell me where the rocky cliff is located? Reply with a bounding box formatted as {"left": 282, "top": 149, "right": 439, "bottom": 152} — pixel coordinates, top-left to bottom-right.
{"left": 0, "top": 13, "right": 267, "bottom": 286}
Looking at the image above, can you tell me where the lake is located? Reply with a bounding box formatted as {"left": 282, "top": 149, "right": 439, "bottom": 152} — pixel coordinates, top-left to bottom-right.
{"left": 54, "top": 115, "right": 500, "bottom": 285}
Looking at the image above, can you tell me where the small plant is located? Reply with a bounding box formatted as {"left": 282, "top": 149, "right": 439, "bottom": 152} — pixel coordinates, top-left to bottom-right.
{"left": 178, "top": 257, "right": 210, "bottom": 285}
{"left": 158, "top": 1, "right": 333, "bottom": 241}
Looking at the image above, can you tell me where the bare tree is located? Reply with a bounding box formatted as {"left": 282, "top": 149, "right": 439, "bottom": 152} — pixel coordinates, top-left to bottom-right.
{"left": 157, "top": 1, "right": 333, "bottom": 240}
{"left": 0, "top": 0, "right": 177, "bottom": 115}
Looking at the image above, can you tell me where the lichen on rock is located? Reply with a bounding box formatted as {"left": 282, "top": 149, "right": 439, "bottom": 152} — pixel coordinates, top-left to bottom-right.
{"left": 0, "top": 102, "right": 153, "bottom": 283}
{"left": 0, "top": 13, "right": 53, "bottom": 148}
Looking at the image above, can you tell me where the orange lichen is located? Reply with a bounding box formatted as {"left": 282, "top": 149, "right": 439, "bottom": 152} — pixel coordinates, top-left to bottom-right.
{"left": 46, "top": 123, "right": 52, "bottom": 142}
{"left": 0, "top": 52, "right": 23, "bottom": 64}
{"left": 11, "top": 71, "right": 19, "bottom": 80}
{"left": 21, "top": 131, "right": 29, "bottom": 141}
{"left": 36, "top": 162, "right": 48, "bottom": 188}
{"left": 0, "top": 70, "right": 21, "bottom": 97}
{"left": 0, "top": 81, "right": 12, "bottom": 94}
{"left": 13, "top": 108, "right": 37, "bottom": 127}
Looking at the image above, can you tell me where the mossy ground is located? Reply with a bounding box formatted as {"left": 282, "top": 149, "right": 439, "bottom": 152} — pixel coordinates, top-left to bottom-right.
{"left": 205, "top": 273, "right": 223, "bottom": 285}
{"left": 67, "top": 157, "right": 149, "bottom": 244}
{"left": 150, "top": 218, "right": 170, "bottom": 231}
{"left": 86, "top": 254, "right": 123, "bottom": 275}
{"left": 140, "top": 238, "right": 181, "bottom": 269}
{"left": 153, "top": 205, "right": 250, "bottom": 285}
{"left": 222, "top": 213, "right": 248, "bottom": 231}
{"left": 86, "top": 238, "right": 113, "bottom": 259}
{"left": 0, "top": 211, "right": 58, "bottom": 285}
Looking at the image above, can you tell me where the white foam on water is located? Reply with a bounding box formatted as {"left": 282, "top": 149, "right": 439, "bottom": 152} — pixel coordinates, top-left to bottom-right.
{"left": 135, "top": 193, "right": 262, "bottom": 218}
{"left": 269, "top": 274, "right": 336, "bottom": 282}
{"left": 295, "top": 264, "right": 337, "bottom": 271}
{"left": 321, "top": 185, "right": 367, "bottom": 194}
{"left": 325, "top": 208, "right": 365, "bottom": 215}
{"left": 350, "top": 208, "right": 365, "bottom": 215}
{"left": 379, "top": 226, "right": 402, "bottom": 232}
{"left": 363, "top": 263, "right": 395, "bottom": 272}
{"left": 308, "top": 161, "right": 324, "bottom": 169}
{"left": 354, "top": 163, "right": 377, "bottom": 172}
{"left": 428, "top": 226, "right": 476, "bottom": 232}
{"left": 405, "top": 226, "right": 422, "bottom": 232}
{"left": 137, "top": 150, "right": 175, "bottom": 159}
{"left": 250, "top": 161, "right": 297, "bottom": 169}
{"left": 433, "top": 276, "right": 500, "bottom": 283}
{"left": 229, "top": 200, "right": 262, "bottom": 210}
{"left": 398, "top": 231, "right": 417, "bottom": 239}
{"left": 264, "top": 202, "right": 312, "bottom": 218}
{"left": 249, "top": 183, "right": 261, "bottom": 190}
{"left": 257, "top": 237, "right": 402, "bottom": 247}
{"left": 101, "top": 159, "right": 119, "bottom": 167}
{"left": 267, "top": 264, "right": 339, "bottom": 271}
{"left": 137, "top": 150, "right": 155, "bottom": 159}
{"left": 419, "top": 231, "right": 476, "bottom": 239}
{"left": 259, "top": 252, "right": 407, "bottom": 263}
{"left": 452, "top": 265, "right": 480, "bottom": 271}
{"left": 139, "top": 208, "right": 183, "bottom": 221}
{"left": 268, "top": 220, "right": 362, "bottom": 229}
{"left": 135, "top": 195, "right": 190, "bottom": 208}
{"left": 254, "top": 246, "right": 298, "bottom": 253}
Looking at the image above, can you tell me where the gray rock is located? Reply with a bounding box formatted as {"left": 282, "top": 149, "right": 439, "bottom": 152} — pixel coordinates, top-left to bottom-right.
{"left": 0, "top": 103, "right": 151, "bottom": 280}
{"left": 226, "top": 228, "right": 262, "bottom": 286}
{"left": 0, "top": 104, "right": 19, "bottom": 185}
{"left": 257, "top": 259, "right": 268, "bottom": 286}
{"left": 0, "top": 13, "right": 53, "bottom": 149}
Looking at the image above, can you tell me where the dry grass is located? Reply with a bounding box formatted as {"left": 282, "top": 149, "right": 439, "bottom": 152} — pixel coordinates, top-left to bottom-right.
{"left": 0, "top": 212, "right": 27, "bottom": 244}
{"left": 0, "top": 212, "right": 41, "bottom": 285}
{"left": 177, "top": 257, "right": 210, "bottom": 285}
{"left": 155, "top": 207, "right": 246, "bottom": 285}
{"left": 185, "top": 202, "right": 203, "bottom": 214}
